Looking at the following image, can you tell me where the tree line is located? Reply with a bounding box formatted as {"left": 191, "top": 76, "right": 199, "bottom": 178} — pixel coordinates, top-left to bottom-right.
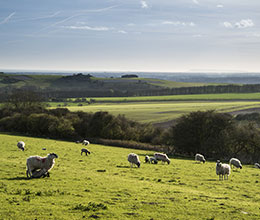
{"left": 3, "top": 83, "right": 260, "bottom": 101}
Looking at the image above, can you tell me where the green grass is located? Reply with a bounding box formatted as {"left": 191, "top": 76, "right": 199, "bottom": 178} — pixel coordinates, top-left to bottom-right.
{"left": 1, "top": 133, "right": 260, "bottom": 219}
{"left": 68, "top": 93, "right": 260, "bottom": 103}
{"left": 63, "top": 101, "right": 260, "bottom": 124}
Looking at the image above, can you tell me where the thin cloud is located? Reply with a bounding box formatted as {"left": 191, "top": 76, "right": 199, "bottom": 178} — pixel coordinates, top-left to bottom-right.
{"left": 0, "top": 12, "right": 16, "bottom": 25}
{"left": 162, "top": 21, "right": 195, "bottom": 27}
{"left": 192, "top": 0, "right": 199, "bottom": 5}
{"left": 223, "top": 22, "right": 233, "bottom": 28}
{"left": 118, "top": 30, "right": 127, "bottom": 34}
{"left": 141, "top": 0, "right": 148, "bottom": 9}
{"left": 217, "top": 4, "right": 224, "bottom": 8}
{"left": 79, "top": 5, "right": 119, "bottom": 13}
{"left": 36, "top": 5, "right": 118, "bottom": 33}
{"left": 63, "top": 25, "right": 112, "bottom": 31}
{"left": 14, "top": 11, "right": 61, "bottom": 23}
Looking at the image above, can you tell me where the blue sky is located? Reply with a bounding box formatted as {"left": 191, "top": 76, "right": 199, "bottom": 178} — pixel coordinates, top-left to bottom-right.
{"left": 1, "top": 0, "right": 260, "bottom": 72}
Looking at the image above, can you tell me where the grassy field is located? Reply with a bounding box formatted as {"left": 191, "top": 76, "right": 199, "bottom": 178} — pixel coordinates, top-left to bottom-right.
{"left": 63, "top": 101, "right": 260, "bottom": 124}
{"left": 68, "top": 93, "right": 260, "bottom": 103}
{"left": 1, "top": 133, "right": 260, "bottom": 219}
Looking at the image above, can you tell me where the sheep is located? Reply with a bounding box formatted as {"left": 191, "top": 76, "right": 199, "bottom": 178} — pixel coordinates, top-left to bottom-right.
{"left": 229, "top": 158, "right": 242, "bottom": 169}
{"left": 127, "top": 153, "right": 141, "bottom": 168}
{"left": 254, "top": 163, "right": 260, "bottom": 169}
{"left": 216, "top": 160, "right": 231, "bottom": 180}
{"left": 26, "top": 153, "right": 58, "bottom": 178}
{"left": 81, "top": 148, "right": 91, "bottom": 156}
{"left": 154, "top": 152, "right": 171, "bottom": 164}
{"left": 82, "top": 140, "right": 90, "bottom": 146}
{"left": 150, "top": 157, "right": 158, "bottom": 164}
{"left": 17, "top": 141, "right": 25, "bottom": 151}
{"left": 195, "top": 153, "right": 206, "bottom": 163}
{"left": 145, "top": 155, "right": 150, "bottom": 163}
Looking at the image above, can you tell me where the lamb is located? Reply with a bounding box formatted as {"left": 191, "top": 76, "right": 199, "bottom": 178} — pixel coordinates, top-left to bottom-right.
{"left": 254, "top": 163, "right": 260, "bottom": 169}
{"left": 26, "top": 153, "right": 58, "bottom": 178}
{"left": 229, "top": 158, "right": 242, "bottom": 169}
{"left": 195, "top": 153, "right": 206, "bottom": 163}
{"left": 127, "top": 153, "right": 141, "bottom": 168}
{"left": 154, "top": 153, "right": 171, "bottom": 164}
{"left": 82, "top": 140, "right": 90, "bottom": 146}
{"left": 145, "top": 155, "right": 150, "bottom": 163}
{"left": 17, "top": 141, "right": 25, "bottom": 151}
{"left": 81, "top": 148, "right": 91, "bottom": 156}
{"left": 216, "top": 160, "right": 231, "bottom": 180}
{"left": 150, "top": 157, "right": 158, "bottom": 164}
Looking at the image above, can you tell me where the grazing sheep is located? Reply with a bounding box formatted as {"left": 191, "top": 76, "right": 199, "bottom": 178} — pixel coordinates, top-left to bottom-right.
{"left": 145, "top": 155, "right": 150, "bottom": 163}
{"left": 81, "top": 148, "right": 91, "bottom": 156}
{"left": 254, "top": 163, "right": 260, "bottom": 169}
{"left": 216, "top": 160, "right": 231, "bottom": 180}
{"left": 17, "top": 141, "right": 25, "bottom": 151}
{"left": 128, "top": 153, "right": 141, "bottom": 168}
{"left": 154, "top": 153, "right": 171, "bottom": 164}
{"left": 229, "top": 158, "right": 242, "bottom": 169}
{"left": 150, "top": 157, "right": 158, "bottom": 164}
{"left": 82, "top": 140, "right": 90, "bottom": 146}
{"left": 195, "top": 153, "right": 206, "bottom": 163}
{"left": 26, "top": 153, "right": 58, "bottom": 178}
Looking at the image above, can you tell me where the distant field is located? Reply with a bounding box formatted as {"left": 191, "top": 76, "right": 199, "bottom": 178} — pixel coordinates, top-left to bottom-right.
{"left": 64, "top": 100, "right": 260, "bottom": 124}
{"left": 1, "top": 133, "right": 260, "bottom": 219}
{"left": 68, "top": 93, "right": 260, "bottom": 103}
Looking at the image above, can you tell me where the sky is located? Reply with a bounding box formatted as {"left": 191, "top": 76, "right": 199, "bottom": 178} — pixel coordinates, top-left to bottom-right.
{"left": 1, "top": 0, "right": 260, "bottom": 73}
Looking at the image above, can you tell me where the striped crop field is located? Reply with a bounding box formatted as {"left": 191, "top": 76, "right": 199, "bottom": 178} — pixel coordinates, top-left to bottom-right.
{"left": 64, "top": 101, "right": 260, "bottom": 124}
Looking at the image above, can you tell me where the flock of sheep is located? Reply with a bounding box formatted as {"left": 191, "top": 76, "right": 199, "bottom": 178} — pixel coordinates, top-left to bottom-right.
{"left": 127, "top": 152, "right": 256, "bottom": 181}
{"left": 17, "top": 139, "right": 259, "bottom": 180}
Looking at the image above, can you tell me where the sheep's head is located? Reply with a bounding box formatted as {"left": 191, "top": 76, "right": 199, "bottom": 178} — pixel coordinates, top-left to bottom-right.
{"left": 203, "top": 159, "right": 206, "bottom": 163}
{"left": 48, "top": 153, "right": 58, "bottom": 159}
{"left": 137, "top": 162, "right": 141, "bottom": 168}
{"left": 216, "top": 160, "right": 222, "bottom": 167}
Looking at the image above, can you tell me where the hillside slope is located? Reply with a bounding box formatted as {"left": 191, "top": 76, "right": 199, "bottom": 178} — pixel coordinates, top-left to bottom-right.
{"left": 1, "top": 133, "right": 260, "bottom": 219}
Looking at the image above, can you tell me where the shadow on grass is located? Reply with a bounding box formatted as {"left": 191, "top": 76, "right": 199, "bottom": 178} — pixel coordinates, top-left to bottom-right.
{"left": 6, "top": 176, "right": 29, "bottom": 181}
{"left": 206, "top": 179, "right": 217, "bottom": 182}
{"left": 116, "top": 165, "right": 130, "bottom": 168}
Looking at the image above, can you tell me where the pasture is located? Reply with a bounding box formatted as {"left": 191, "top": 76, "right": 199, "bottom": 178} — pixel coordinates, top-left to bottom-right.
{"left": 64, "top": 101, "right": 260, "bottom": 124}
{"left": 1, "top": 133, "right": 260, "bottom": 219}
{"left": 69, "top": 93, "right": 260, "bottom": 102}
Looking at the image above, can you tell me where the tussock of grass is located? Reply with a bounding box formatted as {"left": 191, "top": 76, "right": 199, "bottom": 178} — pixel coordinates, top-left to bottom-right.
{"left": 72, "top": 202, "right": 107, "bottom": 212}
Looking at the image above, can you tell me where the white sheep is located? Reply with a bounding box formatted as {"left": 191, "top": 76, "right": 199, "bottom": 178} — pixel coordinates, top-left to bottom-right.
{"left": 127, "top": 153, "right": 141, "bottom": 168}
{"left": 17, "top": 141, "right": 25, "bottom": 151}
{"left": 150, "top": 157, "right": 158, "bottom": 164}
{"left": 82, "top": 140, "right": 90, "bottom": 146}
{"left": 81, "top": 148, "right": 91, "bottom": 156}
{"left": 154, "top": 153, "right": 171, "bottom": 164}
{"left": 195, "top": 153, "right": 206, "bottom": 163}
{"left": 216, "top": 160, "right": 231, "bottom": 180}
{"left": 145, "top": 155, "right": 150, "bottom": 163}
{"left": 254, "top": 163, "right": 260, "bottom": 169}
{"left": 229, "top": 158, "right": 242, "bottom": 169}
{"left": 26, "top": 153, "right": 58, "bottom": 178}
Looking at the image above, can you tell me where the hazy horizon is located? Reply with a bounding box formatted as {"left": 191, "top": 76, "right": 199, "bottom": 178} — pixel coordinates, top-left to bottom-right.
{"left": 1, "top": 0, "right": 260, "bottom": 73}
